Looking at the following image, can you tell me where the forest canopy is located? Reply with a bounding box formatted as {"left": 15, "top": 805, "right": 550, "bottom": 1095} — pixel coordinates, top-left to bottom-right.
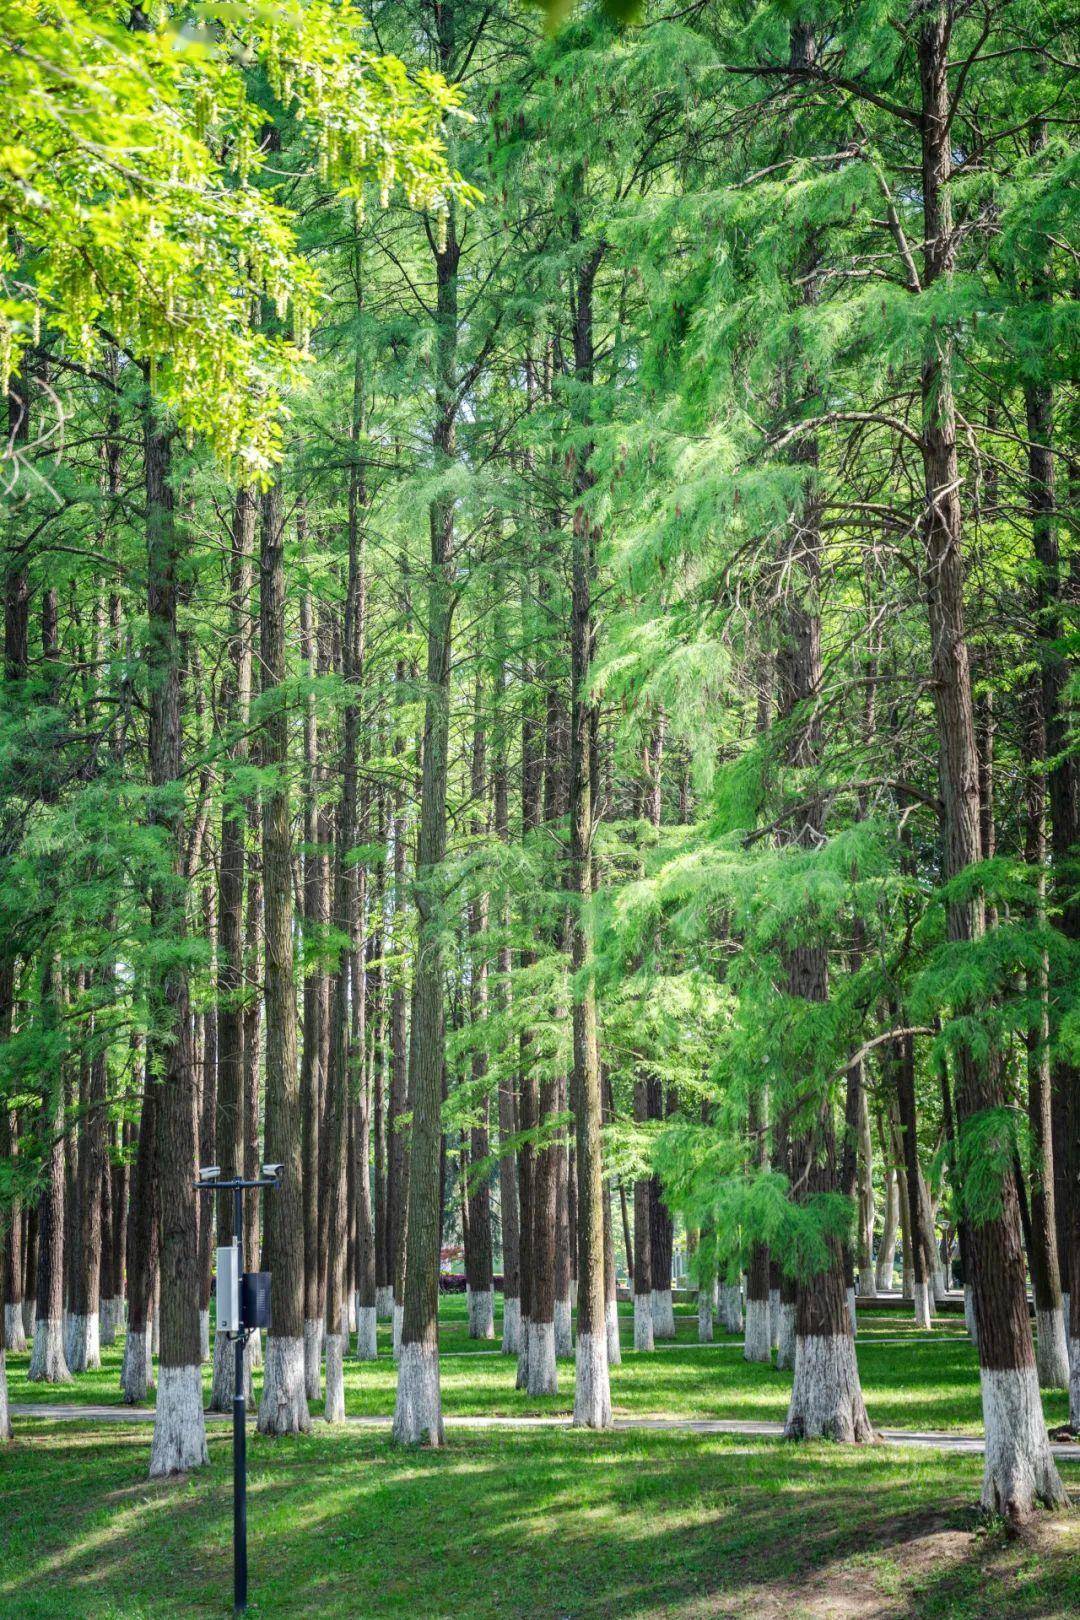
{"left": 0, "top": 0, "right": 1077, "bottom": 1534}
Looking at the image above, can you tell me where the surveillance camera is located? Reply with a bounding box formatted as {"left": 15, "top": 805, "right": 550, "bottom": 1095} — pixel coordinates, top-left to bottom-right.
{"left": 198, "top": 1166, "right": 221, "bottom": 1181}
{"left": 262, "top": 1163, "right": 283, "bottom": 1179}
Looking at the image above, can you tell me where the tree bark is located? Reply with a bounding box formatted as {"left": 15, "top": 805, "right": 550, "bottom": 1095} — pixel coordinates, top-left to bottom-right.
{"left": 568, "top": 236, "right": 611, "bottom": 1429}
{"left": 144, "top": 408, "right": 207, "bottom": 1476}
{"left": 256, "top": 478, "right": 308, "bottom": 1435}
{"left": 916, "top": 4, "right": 1063, "bottom": 1517}
{"left": 392, "top": 168, "right": 459, "bottom": 1444}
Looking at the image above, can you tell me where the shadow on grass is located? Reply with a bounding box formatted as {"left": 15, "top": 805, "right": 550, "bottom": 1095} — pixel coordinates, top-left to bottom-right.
{"left": 2, "top": 1422, "right": 1078, "bottom": 1619}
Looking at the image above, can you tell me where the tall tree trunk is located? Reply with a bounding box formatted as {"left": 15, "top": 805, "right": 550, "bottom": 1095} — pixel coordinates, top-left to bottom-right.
{"left": 257, "top": 479, "right": 308, "bottom": 1435}
{"left": 144, "top": 409, "right": 207, "bottom": 1477}
{"left": 493, "top": 664, "right": 521, "bottom": 1355}
{"left": 28, "top": 956, "right": 70, "bottom": 1385}
{"left": 210, "top": 485, "right": 255, "bottom": 1413}
{"left": 632, "top": 1075, "right": 653, "bottom": 1351}
{"left": 1021, "top": 688, "right": 1069, "bottom": 1387}
{"left": 121, "top": 1043, "right": 156, "bottom": 1400}
{"left": 387, "top": 718, "right": 410, "bottom": 1353}
{"left": 68, "top": 1033, "right": 107, "bottom": 1372}
{"left": 515, "top": 574, "right": 543, "bottom": 1389}
{"left": 300, "top": 584, "right": 327, "bottom": 1397}
{"left": 776, "top": 41, "right": 871, "bottom": 1434}
{"left": 392, "top": 167, "right": 458, "bottom": 1443}
{"left": 464, "top": 684, "right": 495, "bottom": 1341}
{"left": 916, "top": 4, "right": 1062, "bottom": 1516}
{"left": 568, "top": 237, "right": 611, "bottom": 1429}
{"left": 891, "top": 1028, "right": 933, "bottom": 1329}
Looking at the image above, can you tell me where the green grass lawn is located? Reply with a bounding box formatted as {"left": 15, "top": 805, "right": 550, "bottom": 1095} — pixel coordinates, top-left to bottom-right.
{"left": 2, "top": 1420, "right": 1077, "bottom": 1619}
{"left": 5, "top": 1298, "right": 1071, "bottom": 1436}
{"left": 4, "top": 1301, "right": 1078, "bottom": 1618}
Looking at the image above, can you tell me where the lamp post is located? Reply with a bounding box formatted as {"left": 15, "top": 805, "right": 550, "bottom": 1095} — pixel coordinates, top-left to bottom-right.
{"left": 195, "top": 1165, "right": 279, "bottom": 1616}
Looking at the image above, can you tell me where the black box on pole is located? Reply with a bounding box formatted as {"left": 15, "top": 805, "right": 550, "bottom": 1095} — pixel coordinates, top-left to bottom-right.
{"left": 241, "top": 1272, "right": 271, "bottom": 1330}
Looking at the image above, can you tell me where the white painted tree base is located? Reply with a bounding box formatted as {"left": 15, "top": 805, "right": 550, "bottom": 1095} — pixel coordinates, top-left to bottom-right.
{"left": 719, "top": 1283, "right": 743, "bottom": 1335}
{"left": 1035, "top": 1307, "right": 1070, "bottom": 1390}
{"left": 698, "top": 1292, "right": 714, "bottom": 1342}
{"left": 149, "top": 1364, "right": 209, "bottom": 1477}
{"left": 846, "top": 1287, "right": 858, "bottom": 1337}
{"left": 573, "top": 1330, "right": 612, "bottom": 1429}
{"left": 858, "top": 1266, "right": 875, "bottom": 1297}
{"left": 633, "top": 1294, "right": 654, "bottom": 1351}
{"left": 198, "top": 1309, "right": 210, "bottom": 1364}
{"left": 501, "top": 1297, "right": 521, "bottom": 1356}
{"left": 151, "top": 1309, "right": 159, "bottom": 1357}
{"left": 5, "top": 1304, "right": 27, "bottom": 1354}
{"left": 527, "top": 1320, "right": 558, "bottom": 1395}
{"left": 776, "top": 1302, "right": 796, "bottom": 1371}
{"left": 466, "top": 1287, "right": 495, "bottom": 1340}
{"left": 555, "top": 1297, "right": 573, "bottom": 1358}
{"left": 605, "top": 1297, "right": 622, "bottom": 1366}
{"left": 1069, "top": 1336, "right": 1080, "bottom": 1431}
{"left": 304, "top": 1318, "right": 323, "bottom": 1402}
{"left": 392, "top": 1304, "right": 403, "bottom": 1363}
{"left": 516, "top": 1315, "right": 531, "bottom": 1390}
{"left": 913, "top": 1280, "right": 933, "bottom": 1330}
{"left": 769, "top": 1288, "right": 781, "bottom": 1350}
{"left": 209, "top": 1329, "right": 247, "bottom": 1411}
{"left": 355, "top": 1305, "right": 377, "bottom": 1360}
{"left": 120, "top": 1327, "right": 153, "bottom": 1403}
{"left": 392, "top": 1341, "right": 444, "bottom": 1445}
{"left": 875, "top": 1263, "right": 895, "bottom": 1293}
{"left": 248, "top": 1327, "right": 262, "bottom": 1367}
{"left": 99, "top": 1300, "right": 115, "bottom": 1348}
{"left": 28, "top": 1318, "right": 71, "bottom": 1384}
{"left": 375, "top": 1286, "right": 394, "bottom": 1321}
{"left": 257, "top": 1335, "right": 311, "bottom": 1434}
{"left": 980, "top": 1365, "right": 1066, "bottom": 1520}
{"left": 650, "top": 1288, "right": 676, "bottom": 1340}
{"left": 67, "top": 1312, "right": 101, "bottom": 1374}
{"left": 784, "top": 1333, "right": 874, "bottom": 1442}
{"left": 743, "top": 1298, "right": 771, "bottom": 1364}
{"left": 323, "top": 1332, "right": 346, "bottom": 1422}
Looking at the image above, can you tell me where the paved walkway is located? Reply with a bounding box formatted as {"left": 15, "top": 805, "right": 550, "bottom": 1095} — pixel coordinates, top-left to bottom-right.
{"left": 11, "top": 1403, "right": 1080, "bottom": 1459}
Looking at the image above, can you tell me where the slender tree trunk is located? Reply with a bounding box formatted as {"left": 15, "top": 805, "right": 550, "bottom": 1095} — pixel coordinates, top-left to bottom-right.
{"left": 144, "top": 409, "right": 207, "bottom": 1476}
{"left": 392, "top": 178, "right": 459, "bottom": 1445}
{"left": 892, "top": 1029, "right": 933, "bottom": 1329}
{"left": 568, "top": 237, "right": 611, "bottom": 1430}
{"left": 555, "top": 1075, "right": 574, "bottom": 1358}
{"left": 632, "top": 1076, "right": 653, "bottom": 1352}
{"left": 493, "top": 667, "right": 521, "bottom": 1354}
{"left": 515, "top": 577, "right": 543, "bottom": 1389}
{"left": 387, "top": 728, "right": 410, "bottom": 1354}
{"left": 68, "top": 1035, "right": 107, "bottom": 1373}
{"left": 210, "top": 486, "right": 255, "bottom": 1413}
{"left": 1021, "top": 689, "right": 1069, "bottom": 1387}
{"left": 300, "top": 584, "right": 326, "bottom": 1397}
{"left": 257, "top": 479, "right": 308, "bottom": 1435}
{"left": 916, "top": 4, "right": 1062, "bottom": 1516}
{"left": 122, "top": 1044, "right": 155, "bottom": 1400}
{"left": 29, "top": 957, "right": 70, "bottom": 1384}
{"left": 464, "top": 685, "right": 495, "bottom": 1341}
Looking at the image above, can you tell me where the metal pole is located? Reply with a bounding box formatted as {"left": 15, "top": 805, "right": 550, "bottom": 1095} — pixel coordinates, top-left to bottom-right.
{"left": 233, "top": 1183, "right": 247, "bottom": 1616}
